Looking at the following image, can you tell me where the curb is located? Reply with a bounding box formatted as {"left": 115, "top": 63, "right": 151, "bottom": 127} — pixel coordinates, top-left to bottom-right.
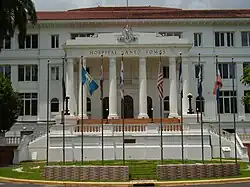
{"left": 1, "top": 176, "right": 250, "bottom": 186}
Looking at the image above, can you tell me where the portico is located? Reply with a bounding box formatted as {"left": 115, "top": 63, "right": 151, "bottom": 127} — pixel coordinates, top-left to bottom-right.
{"left": 63, "top": 28, "right": 192, "bottom": 119}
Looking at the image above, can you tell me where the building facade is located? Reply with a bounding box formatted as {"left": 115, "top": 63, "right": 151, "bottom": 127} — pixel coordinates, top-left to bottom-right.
{"left": 2, "top": 6, "right": 250, "bottom": 136}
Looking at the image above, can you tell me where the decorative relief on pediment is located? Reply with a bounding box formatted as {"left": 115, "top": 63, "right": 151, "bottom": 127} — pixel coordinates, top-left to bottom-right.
{"left": 117, "top": 25, "right": 138, "bottom": 43}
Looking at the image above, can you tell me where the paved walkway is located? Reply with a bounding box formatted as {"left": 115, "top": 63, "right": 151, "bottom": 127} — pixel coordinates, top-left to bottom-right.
{"left": 1, "top": 182, "right": 250, "bottom": 187}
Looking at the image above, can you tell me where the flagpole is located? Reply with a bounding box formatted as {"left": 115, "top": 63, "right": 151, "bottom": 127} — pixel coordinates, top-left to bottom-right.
{"left": 101, "top": 54, "right": 104, "bottom": 165}
{"left": 81, "top": 56, "right": 84, "bottom": 165}
{"left": 198, "top": 53, "right": 204, "bottom": 164}
{"left": 216, "top": 55, "right": 222, "bottom": 163}
{"left": 121, "top": 53, "right": 125, "bottom": 165}
{"left": 62, "top": 57, "right": 66, "bottom": 165}
{"left": 179, "top": 52, "right": 184, "bottom": 164}
{"left": 46, "top": 60, "right": 50, "bottom": 166}
{"left": 159, "top": 52, "right": 163, "bottom": 165}
{"left": 232, "top": 57, "right": 237, "bottom": 164}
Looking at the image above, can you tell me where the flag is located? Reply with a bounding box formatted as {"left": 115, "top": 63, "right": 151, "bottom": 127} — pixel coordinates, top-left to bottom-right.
{"left": 62, "top": 58, "right": 66, "bottom": 101}
{"left": 100, "top": 60, "right": 104, "bottom": 100}
{"left": 197, "top": 64, "right": 203, "bottom": 97}
{"left": 213, "top": 67, "right": 223, "bottom": 101}
{"left": 82, "top": 67, "right": 99, "bottom": 95}
{"left": 120, "top": 59, "right": 124, "bottom": 99}
{"left": 178, "top": 58, "right": 183, "bottom": 95}
{"left": 157, "top": 61, "right": 164, "bottom": 99}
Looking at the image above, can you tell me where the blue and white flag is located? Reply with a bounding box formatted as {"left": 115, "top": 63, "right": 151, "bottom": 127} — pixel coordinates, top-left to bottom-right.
{"left": 197, "top": 64, "right": 203, "bottom": 97}
{"left": 82, "top": 67, "right": 99, "bottom": 95}
{"left": 178, "top": 59, "right": 183, "bottom": 95}
{"left": 120, "top": 59, "right": 124, "bottom": 99}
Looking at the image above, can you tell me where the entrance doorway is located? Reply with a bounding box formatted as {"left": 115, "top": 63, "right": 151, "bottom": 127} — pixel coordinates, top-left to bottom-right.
{"left": 147, "top": 96, "right": 153, "bottom": 118}
{"left": 102, "top": 97, "right": 109, "bottom": 119}
{"left": 121, "top": 95, "right": 134, "bottom": 118}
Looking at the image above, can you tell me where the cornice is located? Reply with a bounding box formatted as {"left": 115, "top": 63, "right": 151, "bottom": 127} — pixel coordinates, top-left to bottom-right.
{"left": 27, "top": 18, "right": 250, "bottom": 29}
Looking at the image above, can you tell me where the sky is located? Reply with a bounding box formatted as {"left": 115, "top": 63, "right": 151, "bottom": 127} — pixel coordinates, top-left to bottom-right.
{"left": 33, "top": 0, "right": 250, "bottom": 11}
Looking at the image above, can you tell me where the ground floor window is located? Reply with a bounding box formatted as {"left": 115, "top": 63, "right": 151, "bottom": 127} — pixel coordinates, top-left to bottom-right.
{"left": 244, "top": 90, "right": 250, "bottom": 113}
{"left": 196, "top": 96, "right": 205, "bottom": 113}
{"left": 19, "top": 93, "right": 38, "bottom": 116}
{"left": 219, "top": 91, "right": 237, "bottom": 114}
{"left": 51, "top": 98, "right": 59, "bottom": 112}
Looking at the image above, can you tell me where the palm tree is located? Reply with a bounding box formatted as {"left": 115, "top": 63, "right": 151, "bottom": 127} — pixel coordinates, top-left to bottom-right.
{"left": 0, "top": 0, "right": 37, "bottom": 51}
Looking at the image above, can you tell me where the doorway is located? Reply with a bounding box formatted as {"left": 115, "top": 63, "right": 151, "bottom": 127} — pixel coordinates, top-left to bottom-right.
{"left": 121, "top": 95, "right": 134, "bottom": 118}
{"left": 147, "top": 96, "right": 153, "bottom": 118}
{"left": 102, "top": 97, "right": 109, "bottom": 119}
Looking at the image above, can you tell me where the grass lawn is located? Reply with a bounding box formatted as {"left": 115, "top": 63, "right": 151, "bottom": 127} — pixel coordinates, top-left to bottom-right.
{"left": 0, "top": 159, "right": 249, "bottom": 181}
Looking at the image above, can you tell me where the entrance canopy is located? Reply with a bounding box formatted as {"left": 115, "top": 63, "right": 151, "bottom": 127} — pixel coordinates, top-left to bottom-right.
{"left": 63, "top": 26, "right": 192, "bottom": 58}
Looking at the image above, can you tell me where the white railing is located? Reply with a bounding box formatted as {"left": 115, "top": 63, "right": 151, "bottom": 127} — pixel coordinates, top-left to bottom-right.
{"left": 208, "top": 125, "right": 232, "bottom": 142}
{"left": 0, "top": 137, "right": 21, "bottom": 145}
{"left": 74, "top": 123, "right": 184, "bottom": 134}
{"left": 238, "top": 133, "right": 250, "bottom": 143}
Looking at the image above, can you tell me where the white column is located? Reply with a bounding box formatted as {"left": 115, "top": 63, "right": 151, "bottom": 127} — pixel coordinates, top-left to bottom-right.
{"left": 138, "top": 57, "right": 149, "bottom": 119}
{"left": 169, "top": 56, "right": 178, "bottom": 117}
{"left": 78, "top": 57, "right": 88, "bottom": 118}
{"left": 108, "top": 57, "right": 118, "bottom": 119}
{"left": 66, "top": 59, "right": 76, "bottom": 116}
{"left": 182, "top": 57, "right": 190, "bottom": 115}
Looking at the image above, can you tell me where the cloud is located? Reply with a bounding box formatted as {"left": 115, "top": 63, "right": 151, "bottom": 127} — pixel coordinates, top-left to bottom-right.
{"left": 32, "top": 0, "right": 250, "bottom": 11}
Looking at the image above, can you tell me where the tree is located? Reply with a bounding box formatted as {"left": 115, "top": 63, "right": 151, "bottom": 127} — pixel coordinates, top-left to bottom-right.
{"left": 241, "top": 64, "right": 250, "bottom": 105}
{"left": 0, "top": 74, "right": 21, "bottom": 131}
{"left": 0, "top": 0, "right": 37, "bottom": 51}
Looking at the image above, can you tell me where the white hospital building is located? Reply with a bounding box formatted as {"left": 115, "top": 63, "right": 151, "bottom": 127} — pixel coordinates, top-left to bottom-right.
{"left": 1, "top": 6, "right": 250, "bottom": 162}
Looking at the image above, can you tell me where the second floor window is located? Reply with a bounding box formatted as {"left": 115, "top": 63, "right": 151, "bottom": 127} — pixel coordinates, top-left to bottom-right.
{"left": 0, "top": 65, "right": 11, "bottom": 80}
{"left": 194, "top": 33, "right": 202, "bottom": 47}
{"left": 241, "top": 32, "right": 250, "bottom": 47}
{"left": 18, "top": 65, "right": 38, "bottom": 81}
{"left": 51, "top": 35, "right": 59, "bottom": 48}
{"left": 2, "top": 36, "right": 11, "bottom": 49}
{"left": 218, "top": 63, "right": 235, "bottom": 79}
{"left": 194, "top": 64, "right": 204, "bottom": 79}
{"left": 51, "top": 66, "right": 59, "bottom": 80}
{"left": 215, "top": 32, "right": 234, "bottom": 47}
{"left": 163, "top": 66, "right": 169, "bottom": 78}
{"left": 19, "top": 34, "right": 38, "bottom": 49}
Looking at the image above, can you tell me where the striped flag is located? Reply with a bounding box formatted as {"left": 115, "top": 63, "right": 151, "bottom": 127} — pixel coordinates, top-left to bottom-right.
{"left": 178, "top": 57, "right": 183, "bottom": 95}
{"left": 213, "top": 66, "right": 223, "bottom": 101}
{"left": 157, "top": 60, "right": 164, "bottom": 99}
{"left": 100, "top": 59, "right": 104, "bottom": 100}
{"left": 120, "top": 58, "right": 124, "bottom": 99}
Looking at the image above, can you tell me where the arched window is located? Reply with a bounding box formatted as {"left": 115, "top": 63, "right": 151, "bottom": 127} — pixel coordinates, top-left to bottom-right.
{"left": 51, "top": 98, "right": 59, "bottom": 112}
{"left": 87, "top": 97, "right": 91, "bottom": 112}
{"left": 164, "top": 96, "right": 169, "bottom": 111}
{"left": 196, "top": 96, "right": 205, "bottom": 113}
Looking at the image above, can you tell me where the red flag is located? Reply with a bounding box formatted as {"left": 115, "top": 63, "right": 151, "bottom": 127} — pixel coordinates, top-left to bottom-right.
{"left": 157, "top": 61, "right": 164, "bottom": 99}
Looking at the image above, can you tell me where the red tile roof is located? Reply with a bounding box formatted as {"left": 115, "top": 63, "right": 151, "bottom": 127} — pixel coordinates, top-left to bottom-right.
{"left": 37, "top": 6, "right": 250, "bottom": 21}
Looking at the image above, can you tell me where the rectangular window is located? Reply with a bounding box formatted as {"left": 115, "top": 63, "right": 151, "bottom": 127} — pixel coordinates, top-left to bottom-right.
{"left": 51, "top": 66, "right": 60, "bottom": 80}
{"left": 3, "top": 36, "right": 11, "bottom": 49}
{"left": 194, "top": 33, "right": 202, "bottom": 47}
{"left": 70, "top": 33, "right": 95, "bottom": 39}
{"left": 19, "top": 93, "right": 38, "bottom": 116}
{"left": 244, "top": 91, "right": 250, "bottom": 113}
{"left": 0, "top": 65, "right": 11, "bottom": 80}
{"left": 215, "top": 32, "right": 234, "bottom": 47}
{"left": 194, "top": 64, "right": 204, "bottom": 79}
{"left": 241, "top": 32, "right": 250, "bottom": 46}
{"left": 19, "top": 34, "right": 38, "bottom": 49}
{"left": 163, "top": 66, "right": 169, "bottom": 78}
{"left": 218, "top": 63, "right": 235, "bottom": 79}
{"left": 51, "top": 35, "right": 59, "bottom": 48}
{"left": 18, "top": 65, "right": 38, "bottom": 81}
{"left": 219, "top": 91, "right": 237, "bottom": 114}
